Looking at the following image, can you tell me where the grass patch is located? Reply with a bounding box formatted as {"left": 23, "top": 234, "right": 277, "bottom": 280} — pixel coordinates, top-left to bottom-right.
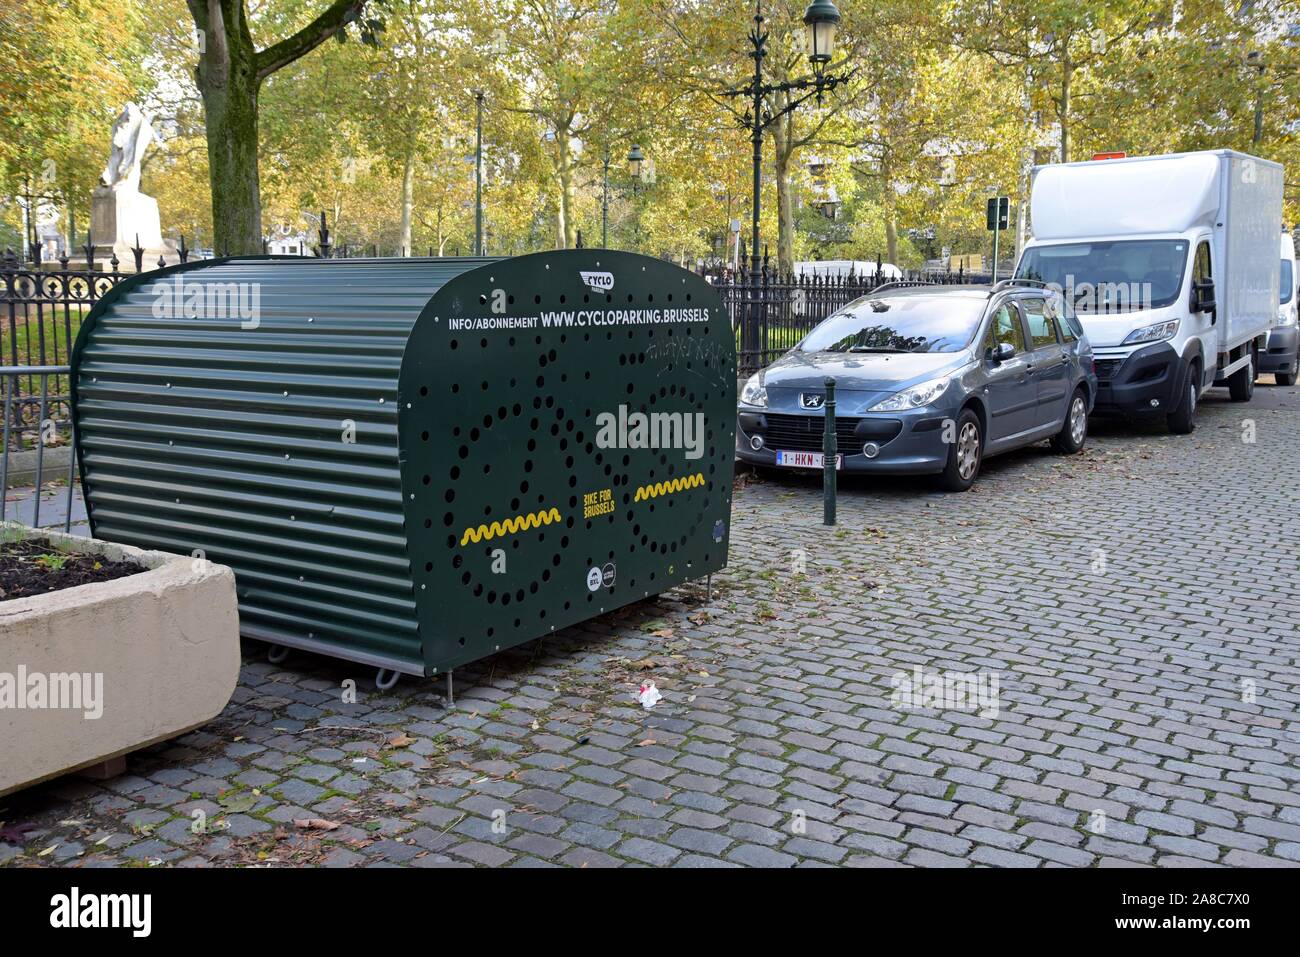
{"left": 1, "top": 310, "right": 86, "bottom": 367}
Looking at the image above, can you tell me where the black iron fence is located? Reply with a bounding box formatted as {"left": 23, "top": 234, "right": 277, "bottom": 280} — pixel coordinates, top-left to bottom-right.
{"left": 710, "top": 263, "right": 992, "bottom": 374}
{"left": 5, "top": 216, "right": 993, "bottom": 434}
{"left": 1, "top": 365, "right": 80, "bottom": 529}
{"left": 0, "top": 247, "right": 161, "bottom": 447}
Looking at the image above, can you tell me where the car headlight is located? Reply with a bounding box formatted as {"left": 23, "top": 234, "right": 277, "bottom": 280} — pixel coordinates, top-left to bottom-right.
{"left": 1122, "top": 319, "right": 1179, "bottom": 345}
{"left": 870, "top": 375, "right": 952, "bottom": 412}
{"left": 740, "top": 372, "right": 767, "bottom": 407}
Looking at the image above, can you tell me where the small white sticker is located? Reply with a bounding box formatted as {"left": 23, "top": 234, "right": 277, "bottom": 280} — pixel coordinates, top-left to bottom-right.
{"left": 586, "top": 567, "right": 603, "bottom": 591}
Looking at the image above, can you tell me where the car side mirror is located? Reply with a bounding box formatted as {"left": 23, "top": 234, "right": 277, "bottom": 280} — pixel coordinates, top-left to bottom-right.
{"left": 988, "top": 342, "right": 1015, "bottom": 363}
{"left": 1193, "top": 278, "right": 1216, "bottom": 314}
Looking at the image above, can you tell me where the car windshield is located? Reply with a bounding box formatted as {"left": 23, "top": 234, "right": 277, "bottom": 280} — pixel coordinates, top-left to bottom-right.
{"left": 1016, "top": 240, "right": 1189, "bottom": 312}
{"left": 798, "top": 296, "right": 985, "bottom": 354}
{"left": 1283, "top": 259, "right": 1294, "bottom": 305}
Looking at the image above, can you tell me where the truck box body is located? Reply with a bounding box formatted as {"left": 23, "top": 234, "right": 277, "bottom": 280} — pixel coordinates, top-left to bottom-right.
{"left": 1028, "top": 151, "right": 1282, "bottom": 356}
{"left": 1019, "top": 150, "right": 1284, "bottom": 424}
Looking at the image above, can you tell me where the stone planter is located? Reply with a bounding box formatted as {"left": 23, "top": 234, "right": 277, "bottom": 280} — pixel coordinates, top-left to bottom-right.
{"left": 0, "top": 525, "right": 240, "bottom": 796}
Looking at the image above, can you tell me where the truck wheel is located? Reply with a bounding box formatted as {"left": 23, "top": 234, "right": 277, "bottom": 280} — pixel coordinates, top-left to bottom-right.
{"left": 936, "top": 408, "right": 982, "bottom": 492}
{"left": 1167, "top": 363, "right": 1198, "bottom": 435}
{"left": 1228, "top": 352, "right": 1255, "bottom": 401}
{"left": 1277, "top": 356, "right": 1298, "bottom": 387}
{"left": 1051, "top": 388, "right": 1088, "bottom": 454}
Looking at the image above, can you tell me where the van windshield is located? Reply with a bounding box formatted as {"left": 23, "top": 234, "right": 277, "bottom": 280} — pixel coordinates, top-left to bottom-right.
{"left": 800, "top": 296, "right": 985, "bottom": 353}
{"left": 1283, "top": 259, "right": 1294, "bottom": 305}
{"left": 1016, "top": 240, "right": 1189, "bottom": 313}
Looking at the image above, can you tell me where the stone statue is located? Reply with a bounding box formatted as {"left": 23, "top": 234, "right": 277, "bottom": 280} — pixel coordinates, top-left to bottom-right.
{"left": 99, "top": 103, "right": 155, "bottom": 191}
{"left": 89, "top": 103, "right": 168, "bottom": 265}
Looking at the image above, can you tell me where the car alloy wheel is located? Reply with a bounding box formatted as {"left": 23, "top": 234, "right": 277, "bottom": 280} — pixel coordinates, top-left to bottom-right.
{"left": 956, "top": 421, "right": 980, "bottom": 481}
{"left": 1069, "top": 395, "right": 1087, "bottom": 446}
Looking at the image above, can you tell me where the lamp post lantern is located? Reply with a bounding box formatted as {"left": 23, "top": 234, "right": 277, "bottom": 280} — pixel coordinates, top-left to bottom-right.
{"left": 803, "top": 0, "right": 841, "bottom": 73}
{"left": 724, "top": 0, "right": 852, "bottom": 278}
{"left": 627, "top": 144, "right": 645, "bottom": 180}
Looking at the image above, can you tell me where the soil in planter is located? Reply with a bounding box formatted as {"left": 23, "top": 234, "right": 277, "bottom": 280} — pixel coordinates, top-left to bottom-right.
{"left": 0, "top": 540, "right": 144, "bottom": 601}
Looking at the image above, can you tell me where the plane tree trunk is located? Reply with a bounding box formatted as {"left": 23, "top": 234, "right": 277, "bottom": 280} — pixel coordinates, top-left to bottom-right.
{"left": 186, "top": 0, "right": 368, "bottom": 255}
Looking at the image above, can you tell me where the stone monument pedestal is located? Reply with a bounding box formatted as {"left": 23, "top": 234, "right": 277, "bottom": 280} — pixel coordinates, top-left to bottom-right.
{"left": 90, "top": 183, "right": 167, "bottom": 263}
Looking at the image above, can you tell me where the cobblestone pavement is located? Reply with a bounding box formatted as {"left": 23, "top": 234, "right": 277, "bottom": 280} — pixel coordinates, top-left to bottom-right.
{"left": 4, "top": 381, "right": 1300, "bottom": 868}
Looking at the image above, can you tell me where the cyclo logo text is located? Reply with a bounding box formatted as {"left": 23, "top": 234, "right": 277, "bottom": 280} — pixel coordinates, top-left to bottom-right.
{"left": 579, "top": 270, "right": 615, "bottom": 293}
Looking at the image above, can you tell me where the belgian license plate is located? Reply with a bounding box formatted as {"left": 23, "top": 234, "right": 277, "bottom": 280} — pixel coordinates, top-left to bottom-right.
{"left": 775, "top": 450, "right": 842, "bottom": 470}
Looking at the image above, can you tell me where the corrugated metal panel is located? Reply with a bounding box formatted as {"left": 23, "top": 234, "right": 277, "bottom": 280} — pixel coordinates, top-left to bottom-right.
{"left": 73, "top": 257, "right": 493, "bottom": 674}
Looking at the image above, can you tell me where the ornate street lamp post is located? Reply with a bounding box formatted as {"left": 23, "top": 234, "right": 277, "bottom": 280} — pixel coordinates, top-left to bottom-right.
{"left": 600, "top": 145, "right": 649, "bottom": 249}
{"left": 602, "top": 148, "right": 611, "bottom": 247}
{"left": 626, "top": 145, "right": 648, "bottom": 247}
{"left": 474, "top": 90, "right": 485, "bottom": 257}
{"left": 725, "top": 0, "right": 851, "bottom": 278}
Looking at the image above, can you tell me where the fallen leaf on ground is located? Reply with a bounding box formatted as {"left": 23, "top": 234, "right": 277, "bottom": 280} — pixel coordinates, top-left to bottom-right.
{"left": 293, "top": 819, "right": 340, "bottom": 831}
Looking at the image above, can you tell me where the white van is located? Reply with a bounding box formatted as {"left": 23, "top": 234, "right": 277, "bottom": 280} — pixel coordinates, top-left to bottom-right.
{"left": 1016, "top": 150, "right": 1283, "bottom": 433}
{"left": 1259, "top": 231, "right": 1298, "bottom": 385}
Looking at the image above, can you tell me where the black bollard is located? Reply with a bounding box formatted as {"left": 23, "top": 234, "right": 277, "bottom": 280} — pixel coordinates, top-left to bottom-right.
{"left": 823, "top": 375, "right": 837, "bottom": 525}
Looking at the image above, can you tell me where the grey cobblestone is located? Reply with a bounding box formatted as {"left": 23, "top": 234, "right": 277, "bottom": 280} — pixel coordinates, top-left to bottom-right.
{"left": 5, "top": 391, "right": 1299, "bottom": 868}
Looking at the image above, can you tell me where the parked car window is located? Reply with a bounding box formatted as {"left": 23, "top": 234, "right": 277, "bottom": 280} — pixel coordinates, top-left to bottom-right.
{"left": 1059, "top": 310, "right": 1084, "bottom": 340}
{"left": 985, "top": 304, "right": 1025, "bottom": 356}
{"left": 799, "top": 295, "right": 985, "bottom": 354}
{"left": 1045, "top": 295, "right": 1077, "bottom": 342}
{"left": 1282, "top": 259, "right": 1294, "bottom": 305}
{"left": 1021, "top": 298, "right": 1059, "bottom": 348}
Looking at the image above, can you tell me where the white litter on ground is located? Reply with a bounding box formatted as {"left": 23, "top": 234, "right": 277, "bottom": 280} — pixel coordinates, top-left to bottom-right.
{"left": 637, "top": 681, "right": 662, "bottom": 709}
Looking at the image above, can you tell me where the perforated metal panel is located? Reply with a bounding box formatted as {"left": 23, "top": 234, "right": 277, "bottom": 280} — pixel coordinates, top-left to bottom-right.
{"left": 71, "top": 252, "right": 734, "bottom": 677}
{"left": 399, "top": 250, "right": 735, "bottom": 674}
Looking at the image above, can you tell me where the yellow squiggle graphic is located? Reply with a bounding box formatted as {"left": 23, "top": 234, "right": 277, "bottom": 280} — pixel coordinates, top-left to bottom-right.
{"left": 460, "top": 507, "right": 562, "bottom": 546}
{"left": 634, "top": 472, "right": 706, "bottom": 502}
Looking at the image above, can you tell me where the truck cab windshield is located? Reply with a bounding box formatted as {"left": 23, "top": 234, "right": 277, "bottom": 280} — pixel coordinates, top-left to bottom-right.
{"left": 1016, "top": 240, "right": 1189, "bottom": 313}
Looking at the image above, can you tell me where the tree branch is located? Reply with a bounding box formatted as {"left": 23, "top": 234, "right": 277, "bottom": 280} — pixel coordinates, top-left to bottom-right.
{"left": 255, "top": 0, "right": 368, "bottom": 83}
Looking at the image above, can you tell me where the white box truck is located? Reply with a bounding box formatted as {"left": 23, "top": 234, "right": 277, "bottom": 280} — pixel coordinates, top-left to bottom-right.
{"left": 1015, "top": 150, "right": 1284, "bottom": 433}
